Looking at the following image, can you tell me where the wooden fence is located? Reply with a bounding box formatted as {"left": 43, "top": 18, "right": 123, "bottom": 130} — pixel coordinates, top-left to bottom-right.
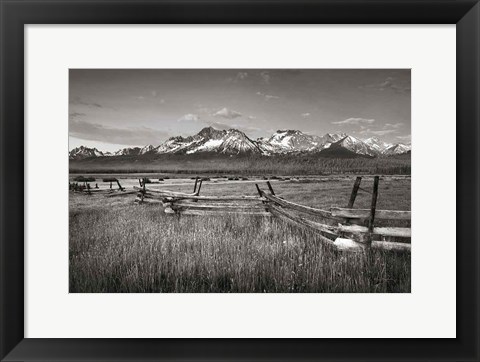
{"left": 71, "top": 176, "right": 411, "bottom": 252}
{"left": 131, "top": 178, "right": 270, "bottom": 216}
{"left": 120, "top": 176, "right": 412, "bottom": 252}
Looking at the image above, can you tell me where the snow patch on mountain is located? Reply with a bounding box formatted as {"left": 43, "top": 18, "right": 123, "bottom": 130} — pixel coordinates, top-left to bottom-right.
{"left": 364, "top": 137, "right": 393, "bottom": 154}
{"left": 139, "top": 145, "right": 155, "bottom": 154}
{"left": 333, "top": 135, "right": 377, "bottom": 156}
{"left": 114, "top": 147, "right": 141, "bottom": 156}
{"left": 69, "top": 128, "right": 411, "bottom": 159}
{"left": 383, "top": 143, "right": 411, "bottom": 155}
{"left": 69, "top": 146, "right": 105, "bottom": 160}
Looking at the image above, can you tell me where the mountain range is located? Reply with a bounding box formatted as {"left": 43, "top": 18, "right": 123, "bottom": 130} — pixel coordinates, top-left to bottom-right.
{"left": 69, "top": 127, "right": 411, "bottom": 160}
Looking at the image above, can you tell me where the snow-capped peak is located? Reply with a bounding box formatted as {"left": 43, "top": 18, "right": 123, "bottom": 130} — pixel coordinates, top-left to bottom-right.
{"left": 69, "top": 128, "right": 411, "bottom": 159}
{"left": 382, "top": 143, "right": 411, "bottom": 155}
{"left": 333, "top": 135, "right": 377, "bottom": 156}
{"left": 139, "top": 145, "right": 155, "bottom": 154}
{"left": 114, "top": 147, "right": 141, "bottom": 156}
{"left": 69, "top": 146, "right": 104, "bottom": 160}
{"left": 364, "top": 137, "right": 393, "bottom": 154}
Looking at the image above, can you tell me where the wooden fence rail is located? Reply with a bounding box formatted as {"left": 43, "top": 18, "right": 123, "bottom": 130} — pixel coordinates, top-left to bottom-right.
{"left": 258, "top": 179, "right": 411, "bottom": 252}
{"left": 330, "top": 207, "right": 411, "bottom": 221}
{"left": 93, "top": 175, "right": 411, "bottom": 253}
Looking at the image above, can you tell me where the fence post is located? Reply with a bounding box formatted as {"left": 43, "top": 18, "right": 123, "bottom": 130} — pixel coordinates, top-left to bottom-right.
{"left": 256, "top": 184, "right": 269, "bottom": 212}
{"left": 347, "top": 176, "right": 362, "bottom": 208}
{"left": 193, "top": 177, "right": 198, "bottom": 193}
{"left": 368, "top": 176, "right": 380, "bottom": 234}
{"left": 366, "top": 176, "right": 380, "bottom": 292}
{"left": 266, "top": 181, "right": 275, "bottom": 195}
{"left": 196, "top": 180, "right": 203, "bottom": 195}
{"left": 116, "top": 179, "right": 124, "bottom": 191}
{"left": 255, "top": 183, "right": 263, "bottom": 197}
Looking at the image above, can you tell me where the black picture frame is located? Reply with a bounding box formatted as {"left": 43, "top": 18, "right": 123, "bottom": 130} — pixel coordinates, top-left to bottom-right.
{"left": 1, "top": 1, "right": 479, "bottom": 361}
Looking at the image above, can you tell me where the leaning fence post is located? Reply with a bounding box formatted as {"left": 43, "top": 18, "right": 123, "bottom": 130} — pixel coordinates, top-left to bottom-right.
{"left": 196, "top": 180, "right": 203, "bottom": 195}
{"left": 266, "top": 181, "right": 275, "bottom": 195}
{"left": 116, "top": 179, "right": 124, "bottom": 191}
{"left": 255, "top": 183, "right": 263, "bottom": 197}
{"left": 256, "top": 184, "right": 269, "bottom": 212}
{"left": 347, "top": 176, "right": 362, "bottom": 208}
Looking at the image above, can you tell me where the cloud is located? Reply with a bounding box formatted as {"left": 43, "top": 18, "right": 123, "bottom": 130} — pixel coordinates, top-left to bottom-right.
{"left": 301, "top": 113, "right": 311, "bottom": 118}
{"left": 260, "top": 71, "right": 271, "bottom": 84}
{"left": 384, "top": 122, "right": 404, "bottom": 129}
{"left": 70, "top": 97, "right": 104, "bottom": 108}
{"left": 362, "top": 77, "right": 411, "bottom": 93}
{"left": 134, "top": 92, "right": 164, "bottom": 103}
{"left": 213, "top": 107, "right": 242, "bottom": 119}
{"left": 69, "top": 119, "right": 170, "bottom": 146}
{"left": 360, "top": 129, "right": 397, "bottom": 136}
{"left": 234, "top": 72, "right": 248, "bottom": 81}
{"left": 207, "top": 121, "right": 263, "bottom": 137}
{"left": 247, "top": 115, "right": 256, "bottom": 120}
{"left": 256, "top": 92, "right": 279, "bottom": 101}
{"left": 178, "top": 113, "right": 200, "bottom": 122}
{"left": 69, "top": 112, "right": 86, "bottom": 119}
{"left": 332, "top": 118, "right": 375, "bottom": 125}
{"left": 396, "top": 134, "right": 412, "bottom": 143}
{"left": 226, "top": 72, "right": 249, "bottom": 83}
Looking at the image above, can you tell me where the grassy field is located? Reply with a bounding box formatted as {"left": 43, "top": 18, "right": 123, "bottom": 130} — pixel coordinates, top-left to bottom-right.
{"left": 70, "top": 153, "right": 411, "bottom": 175}
{"left": 69, "top": 175, "right": 411, "bottom": 293}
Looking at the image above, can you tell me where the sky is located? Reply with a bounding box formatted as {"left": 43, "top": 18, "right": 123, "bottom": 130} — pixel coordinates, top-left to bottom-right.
{"left": 69, "top": 69, "right": 411, "bottom": 152}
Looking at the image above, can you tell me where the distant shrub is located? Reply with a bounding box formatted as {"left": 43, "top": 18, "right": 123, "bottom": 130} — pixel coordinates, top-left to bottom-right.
{"left": 74, "top": 176, "right": 96, "bottom": 182}
{"left": 102, "top": 177, "right": 118, "bottom": 182}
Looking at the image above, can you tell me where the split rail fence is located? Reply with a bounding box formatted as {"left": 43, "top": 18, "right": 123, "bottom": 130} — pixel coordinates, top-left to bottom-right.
{"left": 92, "top": 176, "right": 411, "bottom": 252}
{"left": 70, "top": 176, "right": 410, "bottom": 252}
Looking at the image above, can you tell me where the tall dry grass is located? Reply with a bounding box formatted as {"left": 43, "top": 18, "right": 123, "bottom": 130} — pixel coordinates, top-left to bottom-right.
{"left": 69, "top": 206, "right": 411, "bottom": 293}
{"left": 70, "top": 154, "right": 411, "bottom": 175}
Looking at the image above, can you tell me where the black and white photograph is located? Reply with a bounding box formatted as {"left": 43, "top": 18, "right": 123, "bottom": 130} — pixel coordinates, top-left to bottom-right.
{"left": 69, "top": 69, "right": 411, "bottom": 293}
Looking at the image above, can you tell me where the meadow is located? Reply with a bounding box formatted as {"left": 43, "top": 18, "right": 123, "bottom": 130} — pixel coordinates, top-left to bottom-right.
{"left": 69, "top": 153, "right": 411, "bottom": 175}
{"left": 69, "top": 175, "right": 411, "bottom": 293}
